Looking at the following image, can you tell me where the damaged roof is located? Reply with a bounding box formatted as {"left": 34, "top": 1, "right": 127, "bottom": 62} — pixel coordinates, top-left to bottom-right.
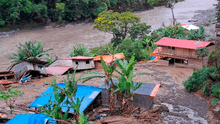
{"left": 29, "top": 83, "right": 101, "bottom": 113}
{"left": 93, "top": 53, "right": 125, "bottom": 63}
{"left": 45, "top": 66, "right": 73, "bottom": 76}
{"left": 155, "top": 37, "right": 211, "bottom": 49}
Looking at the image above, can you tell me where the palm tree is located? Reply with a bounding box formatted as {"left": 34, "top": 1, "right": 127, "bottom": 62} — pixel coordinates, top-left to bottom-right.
{"left": 8, "top": 41, "right": 53, "bottom": 63}
{"left": 195, "top": 47, "right": 209, "bottom": 65}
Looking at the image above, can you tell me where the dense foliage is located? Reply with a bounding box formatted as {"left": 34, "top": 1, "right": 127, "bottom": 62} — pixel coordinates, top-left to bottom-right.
{"left": 8, "top": 41, "right": 53, "bottom": 63}
{"left": 184, "top": 47, "right": 220, "bottom": 103}
{"left": 0, "top": 0, "right": 160, "bottom": 27}
{"left": 117, "top": 38, "right": 151, "bottom": 61}
{"left": 93, "top": 10, "right": 151, "bottom": 46}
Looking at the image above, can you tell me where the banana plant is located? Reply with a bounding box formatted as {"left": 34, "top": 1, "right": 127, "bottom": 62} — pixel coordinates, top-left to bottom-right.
{"left": 42, "top": 66, "right": 86, "bottom": 123}
{"left": 82, "top": 56, "right": 118, "bottom": 111}
{"left": 113, "top": 54, "right": 148, "bottom": 113}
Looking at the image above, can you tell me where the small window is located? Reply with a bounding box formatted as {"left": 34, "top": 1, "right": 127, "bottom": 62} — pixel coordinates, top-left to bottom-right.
{"left": 86, "top": 61, "right": 90, "bottom": 64}
{"left": 169, "top": 47, "right": 175, "bottom": 50}
{"left": 75, "top": 61, "right": 78, "bottom": 65}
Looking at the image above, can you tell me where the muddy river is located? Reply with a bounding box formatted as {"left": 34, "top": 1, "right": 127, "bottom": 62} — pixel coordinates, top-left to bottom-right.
{"left": 0, "top": 0, "right": 217, "bottom": 71}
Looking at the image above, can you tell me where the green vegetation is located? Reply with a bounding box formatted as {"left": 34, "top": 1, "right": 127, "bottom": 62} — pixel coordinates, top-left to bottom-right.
{"left": 117, "top": 38, "right": 151, "bottom": 61}
{"left": 82, "top": 56, "right": 117, "bottom": 110}
{"left": 184, "top": 47, "right": 220, "bottom": 104}
{"left": 113, "top": 55, "right": 148, "bottom": 112}
{"left": 69, "top": 44, "right": 91, "bottom": 57}
{"left": 184, "top": 67, "right": 216, "bottom": 92}
{"left": 0, "top": 88, "right": 24, "bottom": 114}
{"left": 8, "top": 41, "right": 53, "bottom": 63}
{"left": 82, "top": 54, "right": 148, "bottom": 113}
{"left": 0, "top": 0, "right": 165, "bottom": 28}
{"left": 93, "top": 10, "right": 151, "bottom": 46}
{"left": 195, "top": 47, "right": 209, "bottom": 65}
{"left": 42, "top": 68, "right": 87, "bottom": 123}
{"left": 89, "top": 44, "right": 116, "bottom": 56}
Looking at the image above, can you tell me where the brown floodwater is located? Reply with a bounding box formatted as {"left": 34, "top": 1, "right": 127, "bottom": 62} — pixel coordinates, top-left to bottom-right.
{"left": 0, "top": 0, "right": 217, "bottom": 71}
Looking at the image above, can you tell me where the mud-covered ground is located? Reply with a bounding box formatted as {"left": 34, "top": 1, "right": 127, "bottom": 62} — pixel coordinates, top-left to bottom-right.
{"left": 0, "top": 0, "right": 219, "bottom": 123}
{"left": 0, "top": 64, "right": 198, "bottom": 123}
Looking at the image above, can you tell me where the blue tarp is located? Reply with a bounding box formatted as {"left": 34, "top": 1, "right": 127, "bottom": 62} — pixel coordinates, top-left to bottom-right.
{"left": 150, "top": 56, "right": 156, "bottom": 61}
{"left": 6, "top": 114, "right": 56, "bottom": 124}
{"left": 29, "top": 83, "right": 101, "bottom": 113}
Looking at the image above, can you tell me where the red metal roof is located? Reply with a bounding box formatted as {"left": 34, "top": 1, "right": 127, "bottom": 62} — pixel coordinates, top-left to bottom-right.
{"left": 45, "top": 66, "right": 73, "bottom": 76}
{"left": 58, "top": 56, "right": 94, "bottom": 60}
{"left": 155, "top": 37, "right": 211, "bottom": 49}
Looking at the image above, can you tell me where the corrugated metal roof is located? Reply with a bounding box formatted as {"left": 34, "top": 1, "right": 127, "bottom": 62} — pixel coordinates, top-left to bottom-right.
{"left": 6, "top": 114, "right": 56, "bottom": 124}
{"left": 45, "top": 66, "right": 73, "bottom": 76}
{"left": 93, "top": 53, "right": 125, "bottom": 63}
{"left": 58, "top": 56, "right": 94, "bottom": 60}
{"left": 99, "top": 79, "right": 160, "bottom": 97}
{"left": 29, "top": 83, "right": 101, "bottom": 113}
{"left": 155, "top": 37, "right": 211, "bottom": 49}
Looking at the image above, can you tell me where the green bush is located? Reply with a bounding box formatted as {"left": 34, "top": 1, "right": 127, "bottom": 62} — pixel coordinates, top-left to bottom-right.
{"left": 90, "top": 44, "right": 116, "bottom": 56}
{"left": 118, "top": 38, "right": 151, "bottom": 61}
{"left": 211, "top": 82, "right": 220, "bottom": 98}
{"left": 184, "top": 67, "right": 216, "bottom": 92}
{"left": 69, "top": 44, "right": 91, "bottom": 57}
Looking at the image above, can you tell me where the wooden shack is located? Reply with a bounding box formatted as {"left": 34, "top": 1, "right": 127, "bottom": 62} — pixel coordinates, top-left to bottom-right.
{"left": 49, "top": 56, "right": 95, "bottom": 70}
{"left": 99, "top": 79, "right": 160, "bottom": 110}
{"left": 155, "top": 37, "right": 212, "bottom": 69}
{"left": 9, "top": 60, "right": 47, "bottom": 79}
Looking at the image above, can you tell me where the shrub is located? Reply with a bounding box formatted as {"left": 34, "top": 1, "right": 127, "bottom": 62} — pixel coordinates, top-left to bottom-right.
{"left": 211, "top": 82, "right": 220, "bottom": 98}
{"left": 211, "top": 98, "right": 219, "bottom": 106}
{"left": 90, "top": 44, "right": 117, "bottom": 56}
{"left": 184, "top": 67, "right": 216, "bottom": 92}
{"left": 0, "top": 88, "right": 24, "bottom": 114}
{"left": 118, "top": 38, "right": 151, "bottom": 61}
{"left": 69, "top": 44, "right": 90, "bottom": 57}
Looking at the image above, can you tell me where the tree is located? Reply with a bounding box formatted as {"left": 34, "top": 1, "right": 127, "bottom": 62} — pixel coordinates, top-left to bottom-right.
{"left": 93, "top": 10, "right": 140, "bottom": 40}
{"left": 8, "top": 41, "right": 53, "bottom": 63}
{"left": 148, "top": 0, "right": 184, "bottom": 25}
{"left": 195, "top": 47, "right": 209, "bottom": 65}
{"left": 0, "top": 88, "right": 24, "bottom": 114}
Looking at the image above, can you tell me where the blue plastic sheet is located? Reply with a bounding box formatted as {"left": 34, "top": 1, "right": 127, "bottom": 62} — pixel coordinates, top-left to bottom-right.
{"left": 150, "top": 56, "right": 156, "bottom": 61}
{"left": 29, "top": 83, "right": 101, "bottom": 113}
{"left": 6, "top": 114, "right": 56, "bottom": 124}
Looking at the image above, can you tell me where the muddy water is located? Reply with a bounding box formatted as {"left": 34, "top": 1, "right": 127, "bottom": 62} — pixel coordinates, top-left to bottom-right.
{"left": 0, "top": 0, "right": 217, "bottom": 71}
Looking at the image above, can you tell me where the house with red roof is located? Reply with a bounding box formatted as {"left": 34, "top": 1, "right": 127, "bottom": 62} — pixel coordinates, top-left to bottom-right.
{"left": 154, "top": 37, "right": 212, "bottom": 69}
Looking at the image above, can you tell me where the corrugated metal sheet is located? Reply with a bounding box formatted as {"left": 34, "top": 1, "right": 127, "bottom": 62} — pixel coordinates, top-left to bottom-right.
{"left": 59, "top": 56, "right": 94, "bottom": 60}
{"left": 155, "top": 37, "right": 211, "bottom": 49}
{"left": 6, "top": 114, "right": 56, "bottom": 124}
{"left": 45, "top": 66, "right": 73, "bottom": 76}
{"left": 99, "top": 79, "right": 159, "bottom": 96}
{"left": 29, "top": 83, "right": 101, "bottom": 113}
{"left": 93, "top": 53, "right": 125, "bottom": 63}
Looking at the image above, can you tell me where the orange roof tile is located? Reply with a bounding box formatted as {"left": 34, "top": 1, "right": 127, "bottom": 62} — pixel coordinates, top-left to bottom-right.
{"left": 93, "top": 53, "right": 125, "bottom": 63}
